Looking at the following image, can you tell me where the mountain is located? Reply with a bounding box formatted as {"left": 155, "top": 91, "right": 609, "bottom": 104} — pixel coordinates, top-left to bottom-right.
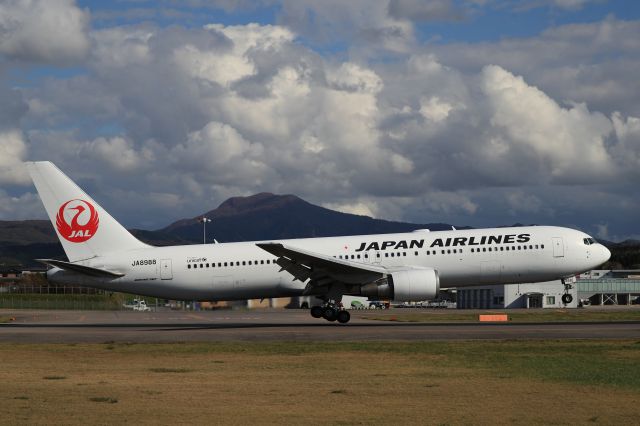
{"left": 161, "top": 192, "right": 461, "bottom": 242}
{"left": 0, "top": 220, "right": 59, "bottom": 246}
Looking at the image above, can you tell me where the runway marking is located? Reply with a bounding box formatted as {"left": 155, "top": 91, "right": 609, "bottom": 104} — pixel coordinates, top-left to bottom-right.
{"left": 186, "top": 313, "right": 209, "bottom": 321}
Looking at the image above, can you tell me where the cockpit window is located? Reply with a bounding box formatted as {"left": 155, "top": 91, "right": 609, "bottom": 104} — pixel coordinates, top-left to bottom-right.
{"left": 583, "top": 237, "right": 596, "bottom": 245}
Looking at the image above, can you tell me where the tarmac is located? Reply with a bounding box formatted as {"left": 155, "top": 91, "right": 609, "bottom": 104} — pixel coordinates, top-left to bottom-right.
{"left": 2, "top": 308, "right": 640, "bottom": 343}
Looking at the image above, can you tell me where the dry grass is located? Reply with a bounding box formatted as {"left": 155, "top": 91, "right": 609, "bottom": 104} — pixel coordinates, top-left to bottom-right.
{"left": 0, "top": 341, "right": 639, "bottom": 425}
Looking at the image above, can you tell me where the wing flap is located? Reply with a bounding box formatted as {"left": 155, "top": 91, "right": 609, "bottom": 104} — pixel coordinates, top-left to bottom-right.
{"left": 37, "top": 259, "right": 125, "bottom": 278}
{"left": 257, "top": 242, "right": 385, "bottom": 286}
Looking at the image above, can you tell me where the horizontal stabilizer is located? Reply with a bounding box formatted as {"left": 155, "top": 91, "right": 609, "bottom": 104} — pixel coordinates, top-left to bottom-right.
{"left": 36, "top": 259, "right": 124, "bottom": 278}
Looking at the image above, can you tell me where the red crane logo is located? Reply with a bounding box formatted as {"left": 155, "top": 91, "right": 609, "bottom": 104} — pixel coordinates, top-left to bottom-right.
{"left": 56, "top": 199, "right": 99, "bottom": 243}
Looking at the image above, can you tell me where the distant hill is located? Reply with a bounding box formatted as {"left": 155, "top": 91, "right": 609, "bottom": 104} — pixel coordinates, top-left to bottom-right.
{"left": 0, "top": 220, "right": 59, "bottom": 246}
{"left": 161, "top": 193, "right": 462, "bottom": 242}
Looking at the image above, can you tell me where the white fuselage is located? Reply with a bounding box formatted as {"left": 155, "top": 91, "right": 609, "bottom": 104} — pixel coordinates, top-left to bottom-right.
{"left": 48, "top": 225, "right": 610, "bottom": 301}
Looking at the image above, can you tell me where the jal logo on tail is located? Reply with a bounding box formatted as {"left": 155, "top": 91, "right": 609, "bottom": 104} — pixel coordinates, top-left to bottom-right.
{"left": 56, "top": 199, "right": 99, "bottom": 243}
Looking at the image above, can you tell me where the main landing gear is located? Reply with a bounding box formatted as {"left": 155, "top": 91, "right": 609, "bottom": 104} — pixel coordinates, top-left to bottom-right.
{"left": 310, "top": 302, "right": 351, "bottom": 324}
{"left": 561, "top": 278, "right": 574, "bottom": 305}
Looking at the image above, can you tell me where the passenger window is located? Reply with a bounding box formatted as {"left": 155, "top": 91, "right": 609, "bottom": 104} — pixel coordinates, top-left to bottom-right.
{"left": 357, "top": 254, "right": 361, "bottom": 259}
{"left": 376, "top": 253, "right": 381, "bottom": 258}
{"left": 482, "top": 248, "right": 486, "bottom": 252}
{"left": 385, "top": 253, "right": 389, "bottom": 258}
{"left": 541, "top": 244, "right": 544, "bottom": 249}
{"left": 460, "top": 249, "right": 463, "bottom": 253}
{"left": 414, "top": 251, "right": 418, "bottom": 256}
{"left": 187, "top": 264, "right": 191, "bottom": 269}
{"left": 441, "top": 250, "right": 445, "bottom": 255}
{"left": 364, "top": 254, "right": 368, "bottom": 259}
{"left": 403, "top": 252, "right": 407, "bottom": 257}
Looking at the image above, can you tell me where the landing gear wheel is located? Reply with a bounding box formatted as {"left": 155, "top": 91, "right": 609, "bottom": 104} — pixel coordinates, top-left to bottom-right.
{"left": 322, "top": 307, "right": 338, "bottom": 322}
{"left": 562, "top": 294, "right": 573, "bottom": 304}
{"left": 337, "top": 310, "right": 351, "bottom": 324}
{"left": 310, "top": 306, "right": 323, "bottom": 318}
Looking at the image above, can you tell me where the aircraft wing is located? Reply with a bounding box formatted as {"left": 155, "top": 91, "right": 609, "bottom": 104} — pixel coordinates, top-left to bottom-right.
{"left": 256, "top": 242, "right": 386, "bottom": 293}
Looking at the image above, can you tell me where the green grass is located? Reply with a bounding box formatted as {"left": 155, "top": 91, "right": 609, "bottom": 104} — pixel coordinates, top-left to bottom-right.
{"left": 361, "top": 308, "right": 640, "bottom": 323}
{"left": 0, "top": 316, "right": 11, "bottom": 323}
{"left": 0, "top": 294, "right": 123, "bottom": 310}
{"left": 88, "top": 339, "right": 640, "bottom": 391}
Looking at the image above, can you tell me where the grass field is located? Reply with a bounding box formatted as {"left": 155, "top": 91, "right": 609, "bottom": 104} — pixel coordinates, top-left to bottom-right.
{"left": 0, "top": 316, "right": 10, "bottom": 323}
{"left": 0, "top": 294, "right": 124, "bottom": 310}
{"left": 1, "top": 340, "right": 639, "bottom": 425}
{"left": 361, "top": 308, "right": 640, "bottom": 323}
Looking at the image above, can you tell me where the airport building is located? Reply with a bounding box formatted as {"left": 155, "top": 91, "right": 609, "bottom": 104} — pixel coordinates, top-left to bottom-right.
{"left": 457, "top": 269, "right": 640, "bottom": 309}
{"left": 576, "top": 270, "right": 640, "bottom": 305}
{"left": 457, "top": 280, "right": 578, "bottom": 309}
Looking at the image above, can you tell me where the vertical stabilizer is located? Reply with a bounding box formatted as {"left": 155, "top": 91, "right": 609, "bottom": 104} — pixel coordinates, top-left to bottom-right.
{"left": 26, "top": 161, "right": 149, "bottom": 262}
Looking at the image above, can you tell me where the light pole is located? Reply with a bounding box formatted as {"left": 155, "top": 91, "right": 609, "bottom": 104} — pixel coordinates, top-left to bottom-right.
{"left": 199, "top": 217, "right": 211, "bottom": 244}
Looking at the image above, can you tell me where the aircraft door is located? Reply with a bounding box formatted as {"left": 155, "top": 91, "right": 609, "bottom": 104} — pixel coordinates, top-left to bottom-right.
{"left": 552, "top": 237, "right": 564, "bottom": 258}
{"left": 371, "top": 250, "right": 381, "bottom": 264}
{"left": 160, "top": 259, "right": 173, "bottom": 280}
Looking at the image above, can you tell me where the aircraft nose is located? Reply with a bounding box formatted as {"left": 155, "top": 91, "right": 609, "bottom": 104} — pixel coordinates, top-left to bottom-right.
{"left": 600, "top": 245, "right": 611, "bottom": 264}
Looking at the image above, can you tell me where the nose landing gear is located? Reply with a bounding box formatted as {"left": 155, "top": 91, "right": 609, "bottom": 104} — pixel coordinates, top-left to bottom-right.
{"left": 309, "top": 302, "right": 351, "bottom": 324}
{"left": 561, "top": 278, "right": 574, "bottom": 305}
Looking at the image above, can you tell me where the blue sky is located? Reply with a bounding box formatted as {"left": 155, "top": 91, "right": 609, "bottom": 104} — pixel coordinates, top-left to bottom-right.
{"left": 1, "top": 0, "right": 640, "bottom": 241}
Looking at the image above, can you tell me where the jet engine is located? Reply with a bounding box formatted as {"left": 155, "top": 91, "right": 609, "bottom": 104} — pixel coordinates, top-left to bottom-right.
{"left": 360, "top": 267, "right": 440, "bottom": 301}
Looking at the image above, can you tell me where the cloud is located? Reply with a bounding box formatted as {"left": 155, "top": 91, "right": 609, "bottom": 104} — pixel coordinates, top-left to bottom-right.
{"left": 0, "top": 190, "right": 44, "bottom": 220}
{"left": 0, "top": 130, "right": 30, "bottom": 184}
{"left": 481, "top": 64, "right": 614, "bottom": 183}
{"left": 79, "top": 136, "right": 143, "bottom": 172}
{"left": 6, "top": 11, "right": 640, "bottom": 240}
{"left": 323, "top": 201, "right": 379, "bottom": 218}
{"left": 387, "top": 0, "right": 467, "bottom": 22}
{"left": 0, "top": 0, "right": 90, "bottom": 63}
{"left": 279, "top": 0, "right": 415, "bottom": 53}
{"left": 432, "top": 17, "right": 640, "bottom": 116}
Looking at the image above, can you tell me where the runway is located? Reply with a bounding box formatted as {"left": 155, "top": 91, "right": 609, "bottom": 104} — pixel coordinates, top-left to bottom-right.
{"left": 2, "top": 309, "right": 640, "bottom": 343}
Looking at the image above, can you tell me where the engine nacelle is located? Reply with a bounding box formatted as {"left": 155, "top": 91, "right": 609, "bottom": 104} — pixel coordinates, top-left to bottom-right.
{"left": 360, "top": 267, "right": 440, "bottom": 302}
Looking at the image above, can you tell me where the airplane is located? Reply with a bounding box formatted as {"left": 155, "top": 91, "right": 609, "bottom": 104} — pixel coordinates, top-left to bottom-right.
{"left": 27, "top": 161, "right": 611, "bottom": 324}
